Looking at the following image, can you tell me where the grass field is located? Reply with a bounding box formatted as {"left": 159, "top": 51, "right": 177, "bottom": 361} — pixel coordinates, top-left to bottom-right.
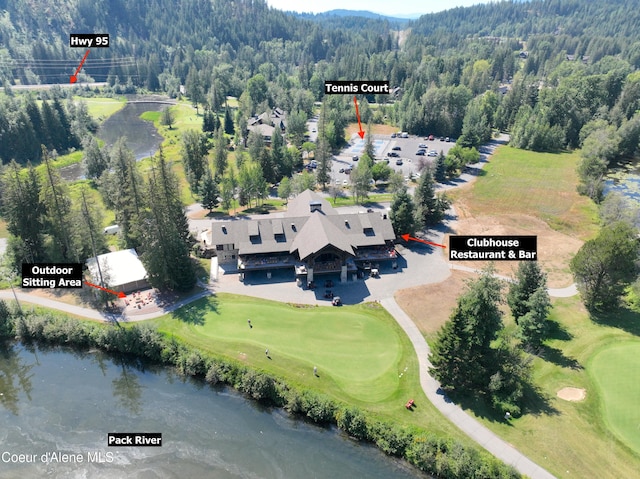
{"left": 148, "top": 293, "right": 473, "bottom": 437}
{"left": 590, "top": 342, "right": 640, "bottom": 456}
{"left": 397, "top": 142, "right": 640, "bottom": 477}
{"left": 451, "top": 146, "right": 599, "bottom": 240}
{"left": 468, "top": 296, "right": 640, "bottom": 479}
{"left": 74, "top": 96, "right": 126, "bottom": 123}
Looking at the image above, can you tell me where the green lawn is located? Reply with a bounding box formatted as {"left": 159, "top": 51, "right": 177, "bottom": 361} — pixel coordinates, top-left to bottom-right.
{"left": 590, "top": 342, "right": 640, "bottom": 455}
{"left": 451, "top": 146, "right": 599, "bottom": 240}
{"left": 148, "top": 293, "right": 470, "bottom": 437}
{"left": 76, "top": 96, "right": 126, "bottom": 123}
{"left": 460, "top": 296, "right": 640, "bottom": 479}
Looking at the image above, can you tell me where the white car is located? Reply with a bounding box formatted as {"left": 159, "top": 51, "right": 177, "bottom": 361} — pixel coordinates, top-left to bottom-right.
{"left": 428, "top": 150, "right": 438, "bottom": 157}
{"left": 342, "top": 179, "right": 349, "bottom": 186}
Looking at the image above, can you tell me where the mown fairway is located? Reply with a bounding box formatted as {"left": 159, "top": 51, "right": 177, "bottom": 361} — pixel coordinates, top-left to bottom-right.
{"left": 149, "top": 293, "right": 471, "bottom": 439}
{"left": 590, "top": 342, "right": 640, "bottom": 455}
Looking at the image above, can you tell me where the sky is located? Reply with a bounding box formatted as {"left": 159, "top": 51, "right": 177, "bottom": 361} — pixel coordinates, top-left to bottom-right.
{"left": 265, "top": 0, "right": 489, "bottom": 18}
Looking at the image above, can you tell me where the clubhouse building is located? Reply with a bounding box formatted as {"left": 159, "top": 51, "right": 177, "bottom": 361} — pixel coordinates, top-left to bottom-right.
{"left": 204, "top": 190, "right": 398, "bottom": 283}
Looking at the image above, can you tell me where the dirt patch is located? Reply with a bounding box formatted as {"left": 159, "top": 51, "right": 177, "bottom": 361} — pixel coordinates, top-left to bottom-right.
{"left": 345, "top": 122, "right": 397, "bottom": 137}
{"left": 557, "top": 387, "right": 586, "bottom": 402}
{"left": 444, "top": 213, "right": 582, "bottom": 288}
{"left": 395, "top": 270, "right": 477, "bottom": 336}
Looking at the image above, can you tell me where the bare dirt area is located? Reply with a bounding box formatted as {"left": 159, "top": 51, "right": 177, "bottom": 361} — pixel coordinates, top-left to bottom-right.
{"left": 444, "top": 213, "right": 582, "bottom": 288}
{"left": 345, "top": 122, "right": 397, "bottom": 137}
{"left": 395, "top": 269, "right": 477, "bottom": 337}
{"left": 557, "top": 387, "right": 586, "bottom": 402}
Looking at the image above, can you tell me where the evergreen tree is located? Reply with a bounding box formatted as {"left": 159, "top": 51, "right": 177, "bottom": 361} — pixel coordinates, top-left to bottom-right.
{"left": 141, "top": 150, "right": 196, "bottom": 291}
{"left": 82, "top": 136, "right": 109, "bottom": 180}
{"left": 40, "top": 146, "right": 76, "bottom": 262}
{"left": 1, "top": 161, "right": 45, "bottom": 265}
{"left": 315, "top": 137, "right": 331, "bottom": 189}
{"left": 72, "top": 187, "right": 107, "bottom": 267}
{"left": 430, "top": 266, "right": 504, "bottom": 393}
{"left": 389, "top": 189, "right": 416, "bottom": 236}
{"left": 52, "top": 97, "right": 78, "bottom": 150}
{"left": 224, "top": 105, "right": 235, "bottom": 135}
{"left": 518, "top": 287, "right": 552, "bottom": 349}
{"left": 507, "top": 261, "right": 548, "bottom": 323}
{"left": 100, "top": 139, "right": 144, "bottom": 250}
{"left": 200, "top": 168, "right": 219, "bottom": 213}
{"left": 202, "top": 108, "right": 218, "bottom": 133}
{"left": 414, "top": 168, "right": 449, "bottom": 227}
{"left": 434, "top": 151, "right": 447, "bottom": 182}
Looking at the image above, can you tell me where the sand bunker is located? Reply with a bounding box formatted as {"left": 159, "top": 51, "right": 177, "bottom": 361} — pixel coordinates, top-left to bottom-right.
{"left": 557, "top": 387, "right": 586, "bottom": 401}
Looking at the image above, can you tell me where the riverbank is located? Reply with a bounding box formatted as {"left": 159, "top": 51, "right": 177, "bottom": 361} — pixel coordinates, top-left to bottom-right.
{"left": 0, "top": 305, "right": 521, "bottom": 479}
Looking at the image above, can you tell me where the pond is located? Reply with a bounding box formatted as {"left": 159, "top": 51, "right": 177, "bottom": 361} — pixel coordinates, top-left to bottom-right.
{"left": 0, "top": 343, "right": 425, "bottom": 478}
{"left": 59, "top": 99, "right": 170, "bottom": 182}
{"left": 604, "top": 158, "right": 640, "bottom": 204}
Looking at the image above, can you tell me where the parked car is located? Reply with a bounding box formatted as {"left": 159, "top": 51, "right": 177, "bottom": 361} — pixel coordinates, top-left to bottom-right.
{"left": 395, "top": 158, "right": 403, "bottom": 165}
{"left": 339, "top": 167, "right": 345, "bottom": 173}
{"left": 344, "top": 167, "right": 352, "bottom": 174}
{"left": 418, "top": 143, "right": 427, "bottom": 148}
{"left": 387, "top": 152, "right": 399, "bottom": 157}
{"left": 342, "top": 179, "right": 349, "bottom": 186}
{"left": 429, "top": 134, "right": 434, "bottom": 141}
{"left": 428, "top": 150, "right": 438, "bottom": 157}
{"left": 390, "top": 133, "right": 397, "bottom": 138}
{"left": 439, "top": 136, "right": 445, "bottom": 141}
{"left": 352, "top": 155, "right": 359, "bottom": 161}
{"left": 310, "top": 160, "right": 317, "bottom": 168}
{"left": 416, "top": 150, "right": 426, "bottom": 156}
{"left": 392, "top": 146, "right": 401, "bottom": 151}
{"left": 445, "top": 137, "right": 450, "bottom": 142}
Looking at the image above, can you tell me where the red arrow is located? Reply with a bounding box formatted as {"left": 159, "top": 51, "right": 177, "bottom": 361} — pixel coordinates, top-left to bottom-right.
{"left": 401, "top": 233, "right": 446, "bottom": 249}
{"left": 70, "top": 49, "right": 90, "bottom": 84}
{"left": 353, "top": 96, "right": 365, "bottom": 139}
{"left": 84, "top": 280, "right": 126, "bottom": 298}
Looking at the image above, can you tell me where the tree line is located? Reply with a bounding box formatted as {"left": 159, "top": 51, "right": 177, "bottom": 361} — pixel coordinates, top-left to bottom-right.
{"left": 1, "top": 140, "right": 197, "bottom": 293}
{"left": 0, "top": 91, "right": 93, "bottom": 164}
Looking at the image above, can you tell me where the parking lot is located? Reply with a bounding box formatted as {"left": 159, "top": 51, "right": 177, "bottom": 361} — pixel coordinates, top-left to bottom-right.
{"left": 331, "top": 133, "right": 459, "bottom": 187}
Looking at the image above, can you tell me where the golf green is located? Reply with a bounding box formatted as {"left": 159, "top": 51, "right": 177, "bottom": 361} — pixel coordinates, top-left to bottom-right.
{"left": 153, "top": 294, "right": 406, "bottom": 404}
{"left": 590, "top": 342, "right": 640, "bottom": 455}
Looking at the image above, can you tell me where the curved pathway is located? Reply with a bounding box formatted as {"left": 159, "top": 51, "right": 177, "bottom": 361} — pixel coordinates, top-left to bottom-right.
{"left": 382, "top": 297, "right": 557, "bottom": 479}
{"left": 449, "top": 264, "right": 578, "bottom": 299}
{"left": 0, "top": 288, "right": 213, "bottom": 322}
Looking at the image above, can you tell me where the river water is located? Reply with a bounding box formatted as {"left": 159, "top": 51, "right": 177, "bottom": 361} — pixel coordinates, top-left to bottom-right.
{"left": 59, "top": 100, "right": 168, "bottom": 182}
{"left": 0, "top": 344, "right": 423, "bottom": 479}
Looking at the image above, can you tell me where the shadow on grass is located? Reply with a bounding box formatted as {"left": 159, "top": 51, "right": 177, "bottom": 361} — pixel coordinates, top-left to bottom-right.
{"left": 170, "top": 296, "right": 218, "bottom": 325}
{"left": 547, "top": 319, "right": 572, "bottom": 341}
{"left": 444, "top": 381, "right": 559, "bottom": 422}
{"left": 539, "top": 344, "right": 582, "bottom": 370}
{"left": 591, "top": 305, "right": 640, "bottom": 337}
{"left": 241, "top": 204, "right": 278, "bottom": 215}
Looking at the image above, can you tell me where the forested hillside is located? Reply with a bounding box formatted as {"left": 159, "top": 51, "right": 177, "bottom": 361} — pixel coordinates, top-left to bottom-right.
{"left": 2, "top": 0, "right": 640, "bottom": 196}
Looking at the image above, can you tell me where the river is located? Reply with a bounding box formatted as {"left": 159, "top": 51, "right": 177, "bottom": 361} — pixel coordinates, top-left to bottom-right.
{"left": 0, "top": 343, "right": 424, "bottom": 479}
{"left": 59, "top": 98, "right": 169, "bottom": 182}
